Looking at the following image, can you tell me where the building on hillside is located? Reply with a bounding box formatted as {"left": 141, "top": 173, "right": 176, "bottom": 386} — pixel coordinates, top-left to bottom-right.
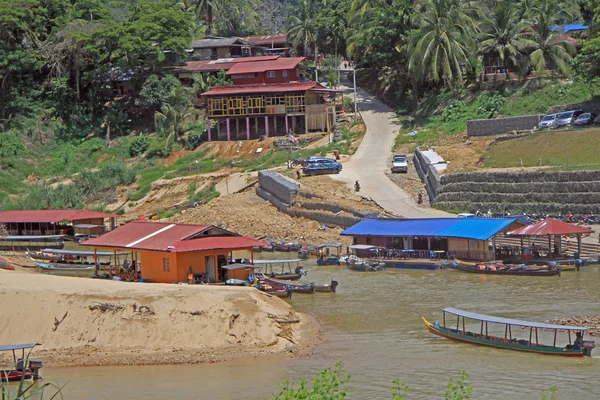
{"left": 174, "top": 56, "right": 281, "bottom": 82}
{"left": 244, "top": 34, "right": 290, "bottom": 56}
{"left": 0, "top": 210, "right": 117, "bottom": 236}
{"left": 191, "top": 36, "right": 255, "bottom": 60}
{"left": 82, "top": 221, "right": 266, "bottom": 283}
{"left": 201, "top": 82, "right": 338, "bottom": 141}
{"left": 341, "top": 218, "right": 521, "bottom": 261}
{"left": 226, "top": 57, "right": 305, "bottom": 85}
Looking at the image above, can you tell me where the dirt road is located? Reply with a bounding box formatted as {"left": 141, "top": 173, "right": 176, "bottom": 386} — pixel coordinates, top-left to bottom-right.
{"left": 333, "top": 80, "right": 452, "bottom": 218}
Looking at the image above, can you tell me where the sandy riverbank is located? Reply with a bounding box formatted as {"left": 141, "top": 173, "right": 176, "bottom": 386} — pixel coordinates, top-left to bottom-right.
{"left": 0, "top": 270, "right": 318, "bottom": 367}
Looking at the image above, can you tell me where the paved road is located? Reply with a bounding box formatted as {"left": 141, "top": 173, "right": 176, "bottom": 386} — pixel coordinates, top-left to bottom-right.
{"left": 332, "top": 79, "right": 452, "bottom": 218}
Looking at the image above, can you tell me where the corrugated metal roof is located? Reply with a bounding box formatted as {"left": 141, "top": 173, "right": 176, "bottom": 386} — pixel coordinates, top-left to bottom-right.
{"left": 340, "top": 218, "right": 517, "bottom": 241}
{"left": 201, "top": 82, "right": 323, "bottom": 96}
{"left": 551, "top": 23, "right": 589, "bottom": 33}
{"left": 443, "top": 308, "right": 588, "bottom": 330}
{"left": 0, "top": 210, "right": 116, "bottom": 223}
{"left": 176, "top": 56, "right": 281, "bottom": 72}
{"left": 245, "top": 34, "right": 288, "bottom": 46}
{"left": 226, "top": 57, "right": 304, "bottom": 75}
{"left": 191, "top": 37, "right": 249, "bottom": 48}
{"left": 82, "top": 222, "right": 265, "bottom": 252}
{"left": 507, "top": 218, "right": 594, "bottom": 236}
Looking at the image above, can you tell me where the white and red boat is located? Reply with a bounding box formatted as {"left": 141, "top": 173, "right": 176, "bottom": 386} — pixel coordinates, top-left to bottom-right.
{"left": 0, "top": 343, "right": 43, "bottom": 382}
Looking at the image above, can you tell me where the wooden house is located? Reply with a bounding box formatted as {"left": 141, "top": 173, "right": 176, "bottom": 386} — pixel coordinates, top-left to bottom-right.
{"left": 0, "top": 210, "right": 117, "bottom": 237}
{"left": 201, "top": 81, "right": 337, "bottom": 140}
{"left": 226, "top": 57, "right": 304, "bottom": 85}
{"left": 191, "top": 36, "right": 255, "bottom": 60}
{"left": 245, "top": 34, "right": 290, "bottom": 57}
{"left": 83, "top": 222, "right": 266, "bottom": 283}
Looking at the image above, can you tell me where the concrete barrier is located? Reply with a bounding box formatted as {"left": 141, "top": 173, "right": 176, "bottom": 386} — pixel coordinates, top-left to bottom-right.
{"left": 414, "top": 147, "right": 442, "bottom": 202}
{"left": 466, "top": 115, "right": 543, "bottom": 137}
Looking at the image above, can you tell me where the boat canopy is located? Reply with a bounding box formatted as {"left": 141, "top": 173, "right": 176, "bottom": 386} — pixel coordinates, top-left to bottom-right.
{"left": 348, "top": 245, "right": 383, "bottom": 250}
{"left": 313, "top": 242, "right": 343, "bottom": 249}
{"left": 444, "top": 308, "right": 588, "bottom": 331}
{"left": 1, "top": 235, "right": 65, "bottom": 241}
{"left": 0, "top": 343, "right": 40, "bottom": 352}
{"left": 253, "top": 259, "right": 301, "bottom": 264}
{"left": 41, "top": 249, "right": 129, "bottom": 256}
{"left": 221, "top": 263, "right": 253, "bottom": 270}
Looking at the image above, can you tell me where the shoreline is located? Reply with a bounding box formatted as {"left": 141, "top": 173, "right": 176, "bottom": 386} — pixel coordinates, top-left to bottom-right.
{"left": 0, "top": 270, "right": 320, "bottom": 368}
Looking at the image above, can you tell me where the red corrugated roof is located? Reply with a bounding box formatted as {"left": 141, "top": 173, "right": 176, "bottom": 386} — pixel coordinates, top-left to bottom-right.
{"left": 177, "top": 56, "right": 280, "bottom": 72}
{"left": 244, "top": 34, "right": 288, "bottom": 46}
{"left": 201, "top": 81, "right": 324, "bottom": 96}
{"left": 0, "top": 210, "right": 117, "bottom": 223}
{"left": 507, "top": 219, "right": 594, "bottom": 236}
{"left": 226, "top": 57, "right": 304, "bottom": 75}
{"left": 82, "top": 221, "right": 266, "bottom": 252}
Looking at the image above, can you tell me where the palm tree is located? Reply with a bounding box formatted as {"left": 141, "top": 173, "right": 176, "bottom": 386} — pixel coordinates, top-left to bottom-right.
{"left": 478, "top": 1, "right": 536, "bottom": 77}
{"left": 344, "top": 0, "right": 372, "bottom": 61}
{"left": 527, "top": 0, "right": 577, "bottom": 76}
{"left": 155, "top": 86, "right": 196, "bottom": 151}
{"left": 408, "top": 0, "right": 477, "bottom": 88}
{"left": 286, "top": 0, "right": 316, "bottom": 58}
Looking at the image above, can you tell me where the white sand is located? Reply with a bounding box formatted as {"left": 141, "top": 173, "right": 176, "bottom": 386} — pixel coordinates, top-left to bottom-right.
{"left": 0, "top": 270, "right": 317, "bottom": 366}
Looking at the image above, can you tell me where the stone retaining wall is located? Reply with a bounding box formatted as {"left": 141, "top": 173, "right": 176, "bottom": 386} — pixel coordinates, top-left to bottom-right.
{"left": 434, "top": 170, "right": 600, "bottom": 214}
{"left": 257, "top": 170, "right": 300, "bottom": 205}
{"left": 466, "top": 115, "right": 543, "bottom": 137}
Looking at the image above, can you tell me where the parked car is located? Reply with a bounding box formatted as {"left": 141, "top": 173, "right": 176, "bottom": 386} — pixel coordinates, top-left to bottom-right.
{"left": 302, "top": 157, "right": 342, "bottom": 176}
{"left": 457, "top": 213, "right": 476, "bottom": 218}
{"left": 391, "top": 154, "right": 409, "bottom": 173}
{"left": 552, "top": 110, "right": 583, "bottom": 128}
{"left": 573, "top": 113, "right": 597, "bottom": 126}
{"left": 538, "top": 114, "right": 557, "bottom": 129}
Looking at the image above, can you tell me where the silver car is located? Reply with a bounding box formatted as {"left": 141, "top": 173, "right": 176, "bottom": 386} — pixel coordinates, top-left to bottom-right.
{"left": 552, "top": 110, "right": 583, "bottom": 128}
{"left": 538, "top": 114, "right": 557, "bottom": 129}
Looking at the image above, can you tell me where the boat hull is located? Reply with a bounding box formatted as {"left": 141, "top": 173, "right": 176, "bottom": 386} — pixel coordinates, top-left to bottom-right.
{"left": 383, "top": 262, "right": 441, "bottom": 270}
{"left": 423, "top": 317, "right": 588, "bottom": 357}
{"left": 0, "top": 370, "right": 38, "bottom": 382}
{"left": 450, "top": 261, "right": 560, "bottom": 276}
{"left": 348, "top": 261, "right": 385, "bottom": 272}
{"left": 34, "top": 261, "right": 96, "bottom": 272}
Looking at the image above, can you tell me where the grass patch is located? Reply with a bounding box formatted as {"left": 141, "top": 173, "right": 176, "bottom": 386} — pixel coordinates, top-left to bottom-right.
{"left": 127, "top": 164, "right": 168, "bottom": 201}
{"left": 482, "top": 128, "right": 600, "bottom": 169}
{"left": 190, "top": 183, "right": 220, "bottom": 204}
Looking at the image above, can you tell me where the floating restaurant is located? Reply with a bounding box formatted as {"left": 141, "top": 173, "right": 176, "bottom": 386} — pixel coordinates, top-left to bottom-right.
{"left": 0, "top": 210, "right": 117, "bottom": 250}
{"left": 340, "top": 218, "right": 521, "bottom": 262}
{"left": 82, "top": 222, "right": 266, "bottom": 283}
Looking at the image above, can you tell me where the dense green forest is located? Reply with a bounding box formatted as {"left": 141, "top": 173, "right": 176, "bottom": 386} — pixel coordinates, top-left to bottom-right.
{"left": 1, "top": 0, "right": 600, "bottom": 210}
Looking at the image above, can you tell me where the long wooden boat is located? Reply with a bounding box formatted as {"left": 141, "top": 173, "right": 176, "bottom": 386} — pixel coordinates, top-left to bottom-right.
{"left": 0, "top": 235, "right": 65, "bottom": 251}
{"left": 253, "top": 259, "right": 306, "bottom": 281}
{"left": 424, "top": 308, "right": 595, "bottom": 357}
{"left": 348, "top": 258, "right": 385, "bottom": 272}
{"left": 314, "top": 280, "right": 339, "bottom": 293}
{"left": 0, "top": 343, "right": 43, "bottom": 382}
{"left": 261, "top": 275, "right": 315, "bottom": 294}
{"left": 0, "top": 255, "right": 15, "bottom": 271}
{"left": 448, "top": 260, "right": 561, "bottom": 276}
{"left": 34, "top": 261, "right": 96, "bottom": 272}
{"left": 317, "top": 255, "right": 341, "bottom": 266}
{"left": 255, "top": 282, "right": 292, "bottom": 298}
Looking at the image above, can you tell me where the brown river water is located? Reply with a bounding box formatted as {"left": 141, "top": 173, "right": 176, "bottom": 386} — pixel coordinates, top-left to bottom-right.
{"left": 38, "top": 252, "right": 600, "bottom": 399}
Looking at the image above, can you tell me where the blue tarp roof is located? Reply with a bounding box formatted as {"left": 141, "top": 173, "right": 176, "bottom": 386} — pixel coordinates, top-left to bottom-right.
{"left": 340, "top": 218, "right": 517, "bottom": 241}
{"left": 551, "top": 24, "right": 589, "bottom": 33}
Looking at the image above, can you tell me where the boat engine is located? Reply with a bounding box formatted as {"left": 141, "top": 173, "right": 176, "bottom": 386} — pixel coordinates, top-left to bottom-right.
{"left": 583, "top": 340, "right": 596, "bottom": 357}
{"left": 16, "top": 359, "right": 43, "bottom": 380}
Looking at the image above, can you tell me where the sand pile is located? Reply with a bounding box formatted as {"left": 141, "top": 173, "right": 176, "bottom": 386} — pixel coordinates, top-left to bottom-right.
{"left": 0, "top": 271, "right": 316, "bottom": 367}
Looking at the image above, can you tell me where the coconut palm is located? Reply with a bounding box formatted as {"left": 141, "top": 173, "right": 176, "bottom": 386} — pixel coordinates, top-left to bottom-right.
{"left": 527, "top": 0, "right": 577, "bottom": 76}
{"left": 155, "top": 86, "right": 196, "bottom": 151}
{"left": 344, "top": 0, "right": 372, "bottom": 61}
{"left": 478, "top": 1, "right": 537, "bottom": 76}
{"left": 286, "top": 0, "right": 317, "bottom": 58}
{"left": 408, "top": 0, "right": 477, "bottom": 88}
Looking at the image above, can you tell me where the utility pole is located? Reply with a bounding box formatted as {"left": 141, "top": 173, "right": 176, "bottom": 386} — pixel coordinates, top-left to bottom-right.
{"left": 353, "top": 67, "right": 358, "bottom": 123}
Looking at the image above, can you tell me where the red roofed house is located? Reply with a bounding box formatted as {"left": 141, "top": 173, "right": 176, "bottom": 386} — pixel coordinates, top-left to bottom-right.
{"left": 0, "top": 210, "right": 117, "bottom": 237}
{"left": 226, "top": 57, "right": 304, "bottom": 85}
{"left": 201, "top": 81, "right": 338, "bottom": 140}
{"left": 83, "top": 222, "right": 266, "bottom": 283}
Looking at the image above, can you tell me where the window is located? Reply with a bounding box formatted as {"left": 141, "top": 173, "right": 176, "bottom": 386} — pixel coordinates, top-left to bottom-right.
{"left": 163, "top": 258, "right": 170, "bottom": 272}
{"left": 282, "top": 70, "right": 288, "bottom": 78}
{"left": 266, "top": 71, "right": 276, "bottom": 78}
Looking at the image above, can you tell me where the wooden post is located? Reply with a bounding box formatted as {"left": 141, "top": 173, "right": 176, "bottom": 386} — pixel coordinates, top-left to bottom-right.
{"left": 264, "top": 116, "right": 269, "bottom": 137}
{"left": 246, "top": 117, "right": 250, "bottom": 140}
{"left": 255, "top": 117, "right": 258, "bottom": 135}
{"left": 94, "top": 248, "right": 98, "bottom": 275}
{"left": 236, "top": 118, "right": 240, "bottom": 139}
{"left": 553, "top": 330, "right": 557, "bottom": 346}
{"left": 113, "top": 249, "right": 117, "bottom": 277}
{"left": 456, "top": 315, "right": 460, "bottom": 331}
{"left": 226, "top": 118, "right": 231, "bottom": 141}
{"left": 207, "top": 119, "right": 212, "bottom": 141}
{"left": 285, "top": 115, "right": 289, "bottom": 134}
{"left": 274, "top": 116, "right": 277, "bottom": 135}
{"left": 508, "top": 325, "right": 512, "bottom": 340}
{"left": 529, "top": 328, "right": 533, "bottom": 346}
{"left": 535, "top": 328, "right": 539, "bottom": 345}
{"left": 577, "top": 234, "right": 582, "bottom": 256}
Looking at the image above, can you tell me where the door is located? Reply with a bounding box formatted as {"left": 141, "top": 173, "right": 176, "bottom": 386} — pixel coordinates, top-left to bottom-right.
{"left": 205, "top": 256, "right": 216, "bottom": 283}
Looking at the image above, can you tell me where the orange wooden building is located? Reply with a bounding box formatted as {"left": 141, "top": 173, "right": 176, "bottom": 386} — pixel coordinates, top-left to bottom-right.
{"left": 83, "top": 222, "right": 266, "bottom": 283}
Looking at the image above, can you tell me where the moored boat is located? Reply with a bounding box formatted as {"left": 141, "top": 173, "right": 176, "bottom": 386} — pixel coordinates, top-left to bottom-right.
{"left": 424, "top": 308, "right": 595, "bottom": 357}
{"left": 0, "top": 343, "right": 43, "bottom": 382}
{"left": 34, "top": 261, "right": 96, "bottom": 272}
{"left": 253, "top": 259, "right": 306, "bottom": 281}
{"left": 449, "top": 260, "right": 561, "bottom": 276}
{"left": 314, "top": 242, "right": 343, "bottom": 266}
{"left": 260, "top": 275, "right": 316, "bottom": 294}
{"left": 0, "top": 255, "right": 15, "bottom": 271}
{"left": 348, "top": 258, "right": 385, "bottom": 272}
{"left": 314, "top": 280, "right": 339, "bottom": 293}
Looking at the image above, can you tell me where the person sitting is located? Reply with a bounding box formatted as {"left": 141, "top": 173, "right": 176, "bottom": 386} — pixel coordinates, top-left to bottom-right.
{"left": 574, "top": 332, "right": 584, "bottom": 350}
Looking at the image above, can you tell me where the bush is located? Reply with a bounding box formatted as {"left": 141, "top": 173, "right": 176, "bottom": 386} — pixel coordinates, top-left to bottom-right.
{"left": 129, "top": 134, "right": 152, "bottom": 156}
{"left": 0, "top": 131, "right": 27, "bottom": 168}
{"left": 185, "top": 122, "right": 207, "bottom": 150}
{"left": 146, "top": 138, "right": 171, "bottom": 158}
{"left": 343, "top": 97, "right": 354, "bottom": 112}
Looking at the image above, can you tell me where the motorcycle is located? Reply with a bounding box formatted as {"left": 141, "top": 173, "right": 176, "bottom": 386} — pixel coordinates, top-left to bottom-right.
{"left": 354, "top": 181, "right": 361, "bottom": 192}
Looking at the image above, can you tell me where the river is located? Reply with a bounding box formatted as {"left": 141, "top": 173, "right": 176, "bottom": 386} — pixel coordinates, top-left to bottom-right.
{"left": 41, "top": 253, "right": 600, "bottom": 399}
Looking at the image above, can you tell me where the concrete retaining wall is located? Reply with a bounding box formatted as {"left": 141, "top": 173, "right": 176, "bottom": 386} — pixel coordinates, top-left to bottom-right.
{"left": 300, "top": 201, "right": 379, "bottom": 218}
{"left": 414, "top": 147, "right": 441, "bottom": 202}
{"left": 258, "top": 170, "right": 300, "bottom": 205}
{"left": 466, "top": 115, "right": 543, "bottom": 137}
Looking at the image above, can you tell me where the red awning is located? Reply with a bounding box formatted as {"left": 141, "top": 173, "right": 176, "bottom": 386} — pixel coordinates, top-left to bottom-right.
{"left": 507, "top": 218, "right": 594, "bottom": 236}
